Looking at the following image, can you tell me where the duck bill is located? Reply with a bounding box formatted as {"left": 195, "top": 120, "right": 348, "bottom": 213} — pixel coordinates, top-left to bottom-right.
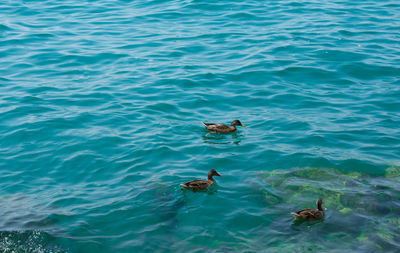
{"left": 215, "top": 172, "right": 221, "bottom": 177}
{"left": 241, "top": 124, "right": 246, "bottom": 127}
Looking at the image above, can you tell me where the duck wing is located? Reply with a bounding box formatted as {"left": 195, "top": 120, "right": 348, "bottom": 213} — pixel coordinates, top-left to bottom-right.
{"left": 202, "top": 122, "right": 230, "bottom": 131}
{"left": 291, "top": 208, "right": 323, "bottom": 220}
{"left": 181, "top": 179, "right": 210, "bottom": 190}
{"left": 202, "top": 122, "right": 216, "bottom": 126}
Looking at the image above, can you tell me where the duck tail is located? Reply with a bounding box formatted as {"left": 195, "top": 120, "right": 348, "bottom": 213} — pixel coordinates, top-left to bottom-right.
{"left": 291, "top": 212, "right": 300, "bottom": 217}
{"left": 201, "top": 121, "right": 207, "bottom": 127}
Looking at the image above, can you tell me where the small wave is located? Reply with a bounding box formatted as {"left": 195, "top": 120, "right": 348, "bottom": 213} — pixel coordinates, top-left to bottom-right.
{"left": 0, "top": 230, "right": 67, "bottom": 253}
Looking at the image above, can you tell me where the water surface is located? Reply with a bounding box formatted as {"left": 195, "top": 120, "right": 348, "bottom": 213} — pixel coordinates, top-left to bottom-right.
{"left": 0, "top": 0, "right": 400, "bottom": 252}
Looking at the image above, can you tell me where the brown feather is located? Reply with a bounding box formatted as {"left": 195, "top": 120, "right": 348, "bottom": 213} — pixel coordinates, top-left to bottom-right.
{"left": 181, "top": 179, "right": 213, "bottom": 190}
{"left": 291, "top": 198, "right": 324, "bottom": 221}
{"left": 181, "top": 169, "right": 221, "bottom": 191}
{"left": 202, "top": 122, "right": 236, "bottom": 133}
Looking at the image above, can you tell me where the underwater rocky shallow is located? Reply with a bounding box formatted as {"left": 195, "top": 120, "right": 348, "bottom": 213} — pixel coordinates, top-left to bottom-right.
{"left": 256, "top": 166, "right": 400, "bottom": 252}
{"left": 1, "top": 0, "right": 400, "bottom": 252}
{"left": 1, "top": 166, "right": 399, "bottom": 252}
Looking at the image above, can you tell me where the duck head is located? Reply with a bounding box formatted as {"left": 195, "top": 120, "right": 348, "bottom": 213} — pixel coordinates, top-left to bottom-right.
{"left": 208, "top": 169, "right": 221, "bottom": 180}
{"left": 317, "top": 198, "right": 323, "bottom": 211}
{"left": 231, "top": 120, "right": 246, "bottom": 127}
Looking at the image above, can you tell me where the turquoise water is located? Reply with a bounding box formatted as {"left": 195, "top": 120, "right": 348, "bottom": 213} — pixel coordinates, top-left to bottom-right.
{"left": 1, "top": 0, "right": 400, "bottom": 251}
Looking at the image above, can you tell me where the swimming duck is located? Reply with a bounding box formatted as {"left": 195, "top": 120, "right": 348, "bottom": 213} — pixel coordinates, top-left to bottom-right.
{"left": 291, "top": 198, "right": 324, "bottom": 221}
{"left": 202, "top": 120, "right": 246, "bottom": 136}
{"left": 181, "top": 169, "right": 221, "bottom": 191}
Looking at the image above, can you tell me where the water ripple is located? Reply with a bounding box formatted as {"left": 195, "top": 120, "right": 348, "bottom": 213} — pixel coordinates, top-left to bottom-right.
{"left": 0, "top": 0, "right": 400, "bottom": 251}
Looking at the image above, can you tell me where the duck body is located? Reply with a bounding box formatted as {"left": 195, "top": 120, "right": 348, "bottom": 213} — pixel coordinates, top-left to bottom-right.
{"left": 181, "top": 169, "right": 221, "bottom": 191}
{"left": 181, "top": 179, "right": 214, "bottom": 190}
{"left": 291, "top": 198, "right": 324, "bottom": 221}
{"left": 202, "top": 120, "right": 245, "bottom": 134}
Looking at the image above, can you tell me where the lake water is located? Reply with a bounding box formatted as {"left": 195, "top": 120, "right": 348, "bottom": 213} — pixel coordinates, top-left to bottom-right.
{"left": 0, "top": 0, "right": 399, "bottom": 252}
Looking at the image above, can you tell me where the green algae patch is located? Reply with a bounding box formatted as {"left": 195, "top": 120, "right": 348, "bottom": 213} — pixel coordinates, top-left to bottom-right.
{"left": 339, "top": 207, "right": 352, "bottom": 215}
{"left": 262, "top": 190, "right": 282, "bottom": 205}
{"left": 385, "top": 165, "right": 400, "bottom": 179}
{"left": 258, "top": 167, "right": 370, "bottom": 211}
{"left": 387, "top": 218, "right": 400, "bottom": 228}
{"left": 257, "top": 167, "right": 400, "bottom": 252}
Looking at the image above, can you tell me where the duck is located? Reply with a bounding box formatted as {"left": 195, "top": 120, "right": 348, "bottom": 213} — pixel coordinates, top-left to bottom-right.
{"left": 291, "top": 198, "right": 324, "bottom": 221}
{"left": 202, "top": 120, "right": 246, "bottom": 136}
{"left": 181, "top": 169, "right": 221, "bottom": 191}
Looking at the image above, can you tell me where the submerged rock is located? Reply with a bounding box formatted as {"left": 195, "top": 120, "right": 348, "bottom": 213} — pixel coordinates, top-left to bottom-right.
{"left": 258, "top": 167, "right": 369, "bottom": 211}
{"left": 385, "top": 165, "right": 400, "bottom": 179}
{"left": 257, "top": 167, "right": 400, "bottom": 252}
